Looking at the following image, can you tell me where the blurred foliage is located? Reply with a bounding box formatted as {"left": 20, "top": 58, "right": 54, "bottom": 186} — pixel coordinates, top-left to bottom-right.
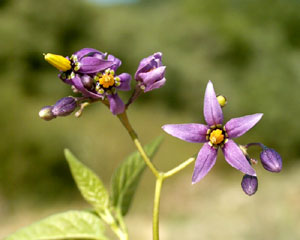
{"left": 0, "top": 0, "right": 300, "bottom": 208}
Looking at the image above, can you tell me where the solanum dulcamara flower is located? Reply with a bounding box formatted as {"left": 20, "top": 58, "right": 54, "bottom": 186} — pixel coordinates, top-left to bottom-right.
{"left": 44, "top": 48, "right": 131, "bottom": 115}
{"left": 134, "top": 52, "right": 166, "bottom": 92}
{"left": 162, "top": 81, "right": 263, "bottom": 184}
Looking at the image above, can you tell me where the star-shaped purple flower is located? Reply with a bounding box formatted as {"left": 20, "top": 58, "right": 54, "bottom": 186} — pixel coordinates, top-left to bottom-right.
{"left": 162, "top": 81, "right": 263, "bottom": 184}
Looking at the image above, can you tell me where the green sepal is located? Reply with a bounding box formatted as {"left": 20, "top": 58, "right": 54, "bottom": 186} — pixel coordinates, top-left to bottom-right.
{"left": 4, "top": 210, "right": 107, "bottom": 240}
{"left": 111, "top": 136, "right": 163, "bottom": 216}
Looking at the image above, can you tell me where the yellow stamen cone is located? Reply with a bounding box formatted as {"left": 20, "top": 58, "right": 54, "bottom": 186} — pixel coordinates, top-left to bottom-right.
{"left": 44, "top": 53, "right": 72, "bottom": 72}
{"left": 209, "top": 129, "right": 224, "bottom": 145}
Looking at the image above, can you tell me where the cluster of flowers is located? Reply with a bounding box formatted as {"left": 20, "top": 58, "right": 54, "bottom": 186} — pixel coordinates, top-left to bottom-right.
{"left": 39, "top": 49, "right": 282, "bottom": 195}
{"left": 39, "top": 48, "right": 166, "bottom": 119}
{"left": 162, "top": 81, "right": 282, "bottom": 195}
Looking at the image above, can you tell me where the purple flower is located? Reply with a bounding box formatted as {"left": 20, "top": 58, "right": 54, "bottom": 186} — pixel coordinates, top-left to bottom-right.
{"left": 162, "top": 81, "right": 263, "bottom": 184}
{"left": 260, "top": 147, "right": 282, "bottom": 173}
{"left": 71, "top": 69, "right": 131, "bottom": 115}
{"left": 134, "top": 52, "right": 166, "bottom": 92}
{"left": 241, "top": 175, "right": 258, "bottom": 196}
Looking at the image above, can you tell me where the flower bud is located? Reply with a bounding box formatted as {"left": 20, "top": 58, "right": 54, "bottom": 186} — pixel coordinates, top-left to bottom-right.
{"left": 260, "top": 147, "right": 282, "bottom": 173}
{"left": 39, "top": 106, "right": 55, "bottom": 121}
{"left": 216, "top": 95, "right": 227, "bottom": 107}
{"left": 134, "top": 52, "right": 166, "bottom": 92}
{"left": 52, "top": 97, "right": 77, "bottom": 117}
{"left": 241, "top": 175, "right": 258, "bottom": 196}
{"left": 81, "top": 75, "right": 94, "bottom": 89}
{"left": 44, "top": 53, "right": 72, "bottom": 72}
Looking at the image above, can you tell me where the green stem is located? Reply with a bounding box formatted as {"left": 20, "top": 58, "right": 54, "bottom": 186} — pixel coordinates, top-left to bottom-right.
{"left": 102, "top": 209, "right": 128, "bottom": 240}
{"left": 163, "top": 156, "right": 196, "bottom": 179}
{"left": 117, "top": 111, "right": 160, "bottom": 178}
{"left": 153, "top": 174, "right": 164, "bottom": 240}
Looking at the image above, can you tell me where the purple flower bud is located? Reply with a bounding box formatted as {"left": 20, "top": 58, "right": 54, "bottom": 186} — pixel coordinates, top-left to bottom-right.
{"left": 260, "top": 147, "right": 282, "bottom": 173}
{"left": 241, "top": 175, "right": 258, "bottom": 196}
{"left": 39, "top": 106, "right": 55, "bottom": 121}
{"left": 81, "top": 75, "right": 94, "bottom": 89}
{"left": 134, "top": 52, "right": 166, "bottom": 92}
{"left": 52, "top": 97, "right": 77, "bottom": 117}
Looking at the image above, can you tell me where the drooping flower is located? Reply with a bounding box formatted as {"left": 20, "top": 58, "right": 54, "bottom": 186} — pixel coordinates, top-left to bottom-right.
{"left": 134, "top": 52, "right": 166, "bottom": 92}
{"left": 44, "top": 48, "right": 114, "bottom": 79}
{"left": 241, "top": 174, "right": 258, "bottom": 196}
{"left": 44, "top": 48, "right": 131, "bottom": 115}
{"left": 162, "top": 81, "right": 263, "bottom": 184}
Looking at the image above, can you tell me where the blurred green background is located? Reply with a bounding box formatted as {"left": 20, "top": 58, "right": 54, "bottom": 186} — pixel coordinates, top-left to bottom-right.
{"left": 1, "top": 0, "right": 300, "bottom": 239}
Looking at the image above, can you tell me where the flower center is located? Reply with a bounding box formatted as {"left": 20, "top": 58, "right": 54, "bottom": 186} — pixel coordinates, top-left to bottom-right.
{"left": 209, "top": 129, "right": 224, "bottom": 145}
{"left": 99, "top": 72, "right": 115, "bottom": 88}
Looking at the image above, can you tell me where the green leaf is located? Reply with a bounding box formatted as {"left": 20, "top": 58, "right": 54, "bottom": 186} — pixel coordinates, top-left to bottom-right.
{"left": 65, "top": 149, "right": 109, "bottom": 213}
{"left": 111, "top": 136, "right": 163, "bottom": 216}
{"left": 5, "top": 210, "right": 107, "bottom": 240}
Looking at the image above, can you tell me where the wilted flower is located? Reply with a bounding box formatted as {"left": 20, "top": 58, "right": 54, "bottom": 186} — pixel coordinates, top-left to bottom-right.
{"left": 260, "top": 147, "right": 282, "bottom": 172}
{"left": 241, "top": 174, "right": 258, "bottom": 196}
{"left": 162, "top": 81, "right": 263, "bottom": 184}
{"left": 134, "top": 52, "right": 166, "bottom": 92}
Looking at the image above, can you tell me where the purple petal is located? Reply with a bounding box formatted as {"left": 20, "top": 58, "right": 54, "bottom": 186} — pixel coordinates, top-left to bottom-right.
{"left": 162, "top": 123, "right": 209, "bottom": 143}
{"left": 203, "top": 80, "right": 224, "bottom": 126}
{"left": 116, "top": 73, "right": 131, "bottom": 91}
{"left": 134, "top": 52, "right": 163, "bottom": 80}
{"left": 107, "top": 54, "right": 122, "bottom": 71}
{"left": 74, "top": 48, "right": 105, "bottom": 60}
{"left": 192, "top": 143, "right": 218, "bottom": 184}
{"left": 78, "top": 57, "right": 114, "bottom": 74}
{"left": 138, "top": 66, "right": 166, "bottom": 85}
{"left": 225, "top": 113, "right": 263, "bottom": 138}
{"left": 71, "top": 75, "right": 103, "bottom": 99}
{"left": 222, "top": 139, "right": 256, "bottom": 176}
{"left": 144, "top": 78, "right": 166, "bottom": 92}
{"left": 107, "top": 94, "right": 125, "bottom": 115}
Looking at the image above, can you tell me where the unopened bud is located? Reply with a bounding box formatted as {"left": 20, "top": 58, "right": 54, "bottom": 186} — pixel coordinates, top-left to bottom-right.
{"left": 39, "top": 106, "right": 55, "bottom": 121}
{"left": 44, "top": 53, "right": 72, "bottom": 72}
{"left": 260, "top": 148, "right": 282, "bottom": 173}
{"left": 217, "top": 95, "right": 227, "bottom": 107}
{"left": 52, "top": 97, "right": 77, "bottom": 117}
{"left": 81, "top": 75, "right": 94, "bottom": 89}
{"left": 241, "top": 175, "right": 258, "bottom": 196}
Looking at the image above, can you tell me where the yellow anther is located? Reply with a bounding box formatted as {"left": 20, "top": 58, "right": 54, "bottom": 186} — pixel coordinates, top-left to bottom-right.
{"left": 44, "top": 53, "right": 72, "bottom": 72}
{"left": 209, "top": 129, "right": 224, "bottom": 145}
{"left": 99, "top": 72, "right": 115, "bottom": 88}
{"left": 217, "top": 95, "right": 227, "bottom": 108}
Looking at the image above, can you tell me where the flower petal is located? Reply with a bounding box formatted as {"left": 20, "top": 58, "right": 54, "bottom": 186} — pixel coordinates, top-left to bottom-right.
{"left": 74, "top": 48, "right": 106, "bottom": 60}
{"left": 138, "top": 66, "right": 166, "bottom": 85}
{"left": 71, "top": 75, "right": 102, "bottom": 99}
{"left": 78, "top": 57, "right": 114, "bottom": 74}
{"left": 162, "top": 123, "right": 209, "bottom": 143}
{"left": 107, "top": 94, "right": 125, "bottom": 115}
{"left": 203, "top": 80, "right": 224, "bottom": 126}
{"left": 107, "top": 54, "right": 122, "bottom": 71}
{"left": 225, "top": 113, "right": 263, "bottom": 138}
{"left": 192, "top": 143, "right": 218, "bottom": 184}
{"left": 116, "top": 73, "right": 131, "bottom": 91}
{"left": 222, "top": 139, "right": 256, "bottom": 176}
{"left": 144, "top": 78, "right": 166, "bottom": 92}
